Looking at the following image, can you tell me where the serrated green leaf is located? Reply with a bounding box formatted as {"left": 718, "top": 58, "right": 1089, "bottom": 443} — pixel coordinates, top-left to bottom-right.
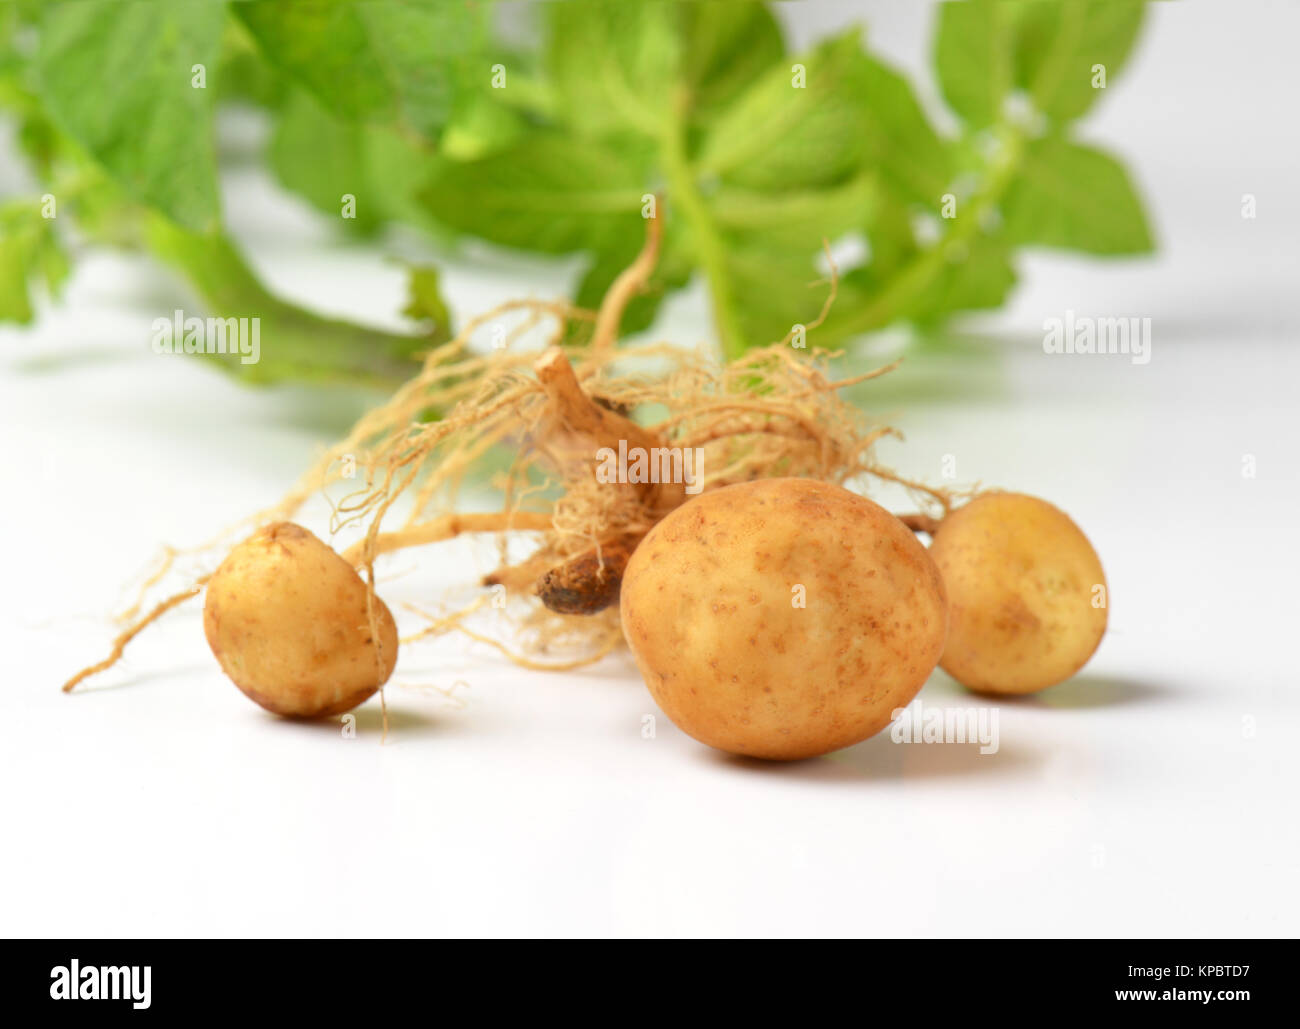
{"left": 35, "top": 0, "right": 222, "bottom": 230}
{"left": 544, "top": 1, "right": 783, "bottom": 140}
{"left": 679, "top": 2, "right": 784, "bottom": 123}
{"left": 1014, "top": 0, "right": 1146, "bottom": 122}
{"left": 934, "top": 0, "right": 1012, "bottom": 128}
{"left": 419, "top": 135, "right": 648, "bottom": 254}
{"left": 1001, "top": 137, "right": 1153, "bottom": 254}
{"left": 854, "top": 52, "right": 954, "bottom": 207}
{"left": 236, "top": 0, "right": 488, "bottom": 140}
{"left": 546, "top": 0, "right": 681, "bottom": 138}
{"left": 699, "top": 31, "right": 870, "bottom": 191}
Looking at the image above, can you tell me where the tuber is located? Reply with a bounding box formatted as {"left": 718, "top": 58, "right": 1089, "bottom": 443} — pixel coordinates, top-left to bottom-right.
{"left": 203, "top": 522, "right": 399, "bottom": 717}
{"left": 620, "top": 478, "right": 949, "bottom": 760}
{"left": 928, "top": 492, "right": 1107, "bottom": 695}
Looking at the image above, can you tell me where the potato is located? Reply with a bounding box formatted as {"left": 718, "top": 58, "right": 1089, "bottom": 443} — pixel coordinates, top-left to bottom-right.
{"left": 620, "top": 478, "right": 948, "bottom": 760}
{"left": 929, "top": 492, "right": 1107, "bottom": 694}
{"left": 203, "top": 522, "right": 398, "bottom": 717}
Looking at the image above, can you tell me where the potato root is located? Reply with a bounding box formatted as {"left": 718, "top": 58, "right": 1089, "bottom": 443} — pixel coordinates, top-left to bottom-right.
{"left": 203, "top": 522, "right": 398, "bottom": 717}
{"left": 929, "top": 492, "right": 1107, "bottom": 695}
{"left": 620, "top": 478, "right": 948, "bottom": 760}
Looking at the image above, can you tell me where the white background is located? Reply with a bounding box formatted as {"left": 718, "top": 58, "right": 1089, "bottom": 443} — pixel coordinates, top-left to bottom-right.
{"left": 2, "top": 2, "right": 1297, "bottom": 937}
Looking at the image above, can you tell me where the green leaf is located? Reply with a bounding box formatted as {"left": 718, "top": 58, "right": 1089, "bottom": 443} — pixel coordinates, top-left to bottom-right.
{"left": 711, "top": 173, "right": 877, "bottom": 252}
{"left": 144, "top": 215, "right": 433, "bottom": 386}
{"left": 270, "top": 90, "right": 381, "bottom": 230}
{"left": 906, "top": 233, "right": 1018, "bottom": 322}
{"left": 0, "top": 197, "right": 70, "bottom": 324}
{"left": 35, "top": 0, "right": 222, "bottom": 230}
{"left": 545, "top": 0, "right": 681, "bottom": 138}
{"left": 1001, "top": 137, "right": 1153, "bottom": 255}
{"left": 400, "top": 263, "right": 452, "bottom": 333}
{"left": 269, "top": 89, "right": 440, "bottom": 233}
{"left": 854, "top": 52, "right": 954, "bottom": 207}
{"left": 419, "top": 134, "right": 648, "bottom": 254}
{"left": 678, "top": 1, "right": 784, "bottom": 124}
{"left": 214, "top": 18, "right": 289, "bottom": 109}
{"left": 439, "top": 91, "right": 527, "bottom": 162}
{"left": 235, "top": 0, "right": 489, "bottom": 140}
{"left": 545, "top": 0, "right": 783, "bottom": 139}
{"left": 722, "top": 244, "right": 843, "bottom": 351}
{"left": 934, "top": 0, "right": 1012, "bottom": 128}
{"left": 699, "top": 31, "right": 870, "bottom": 191}
{"left": 1014, "top": 0, "right": 1146, "bottom": 122}
{"left": 862, "top": 184, "right": 922, "bottom": 279}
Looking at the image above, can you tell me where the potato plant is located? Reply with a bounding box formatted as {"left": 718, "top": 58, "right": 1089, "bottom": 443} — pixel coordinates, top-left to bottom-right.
{"left": 62, "top": 235, "right": 1112, "bottom": 759}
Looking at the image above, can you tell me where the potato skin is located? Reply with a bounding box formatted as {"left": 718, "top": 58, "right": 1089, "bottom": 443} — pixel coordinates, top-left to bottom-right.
{"left": 203, "top": 522, "right": 398, "bottom": 717}
{"left": 620, "top": 479, "right": 948, "bottom": 760}
{"left": 929, "top": 492, "right": 1107, "bottom": 695}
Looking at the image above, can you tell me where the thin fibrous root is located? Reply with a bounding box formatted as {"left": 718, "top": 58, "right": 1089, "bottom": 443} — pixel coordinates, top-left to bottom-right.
{"left": 898, "top": 513, "right": 944, "bottom": 536}
{"left": 341, "top": 511, "right": 554, "bottom": 566}
{"left": 869, "top": 465, "right": 958, "bottom": 513}
{"left": 62, "top": 578, "right": 210, "bottom": 692}
{"left": 774, "top": 239, "right": 839, "bottom": 348}
{"left": 591, "top": 205, "right": 662, "bottom": 352}
{"left": 62, "top": 219, "right": 918, "bottom": 692}
{"left": 482, "top": 553, "right": 560, "bottom": 592}
{"left": 402, "top": 600, "right": 621, "bottom": 671}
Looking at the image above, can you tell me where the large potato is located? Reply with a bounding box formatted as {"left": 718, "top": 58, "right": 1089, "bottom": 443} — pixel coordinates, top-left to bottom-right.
{"left": 203, "top": 522, "right": 398, "bottom": 716}
{"left": 620, "top": 478, "right": 948, "bottom": 760}
{"left": 929, "top": 492, "right": 1107, "bottom": 694}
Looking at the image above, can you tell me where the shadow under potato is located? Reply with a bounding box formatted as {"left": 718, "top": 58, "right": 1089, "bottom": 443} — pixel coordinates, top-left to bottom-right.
{"left": 924, "top": 670, "right": 1169, "bottom": 710}
{"left": 1022, "top": 673, "right": 1170, "bottom": 710}
{"left": 265, "top": 702, "right": 445, "bottom": 740}
{"left": 707, "top": 735, "right": 1039, "bottom": 785}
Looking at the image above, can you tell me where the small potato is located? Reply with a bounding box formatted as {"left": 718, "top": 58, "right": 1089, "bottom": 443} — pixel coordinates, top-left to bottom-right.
{"left": 929, "top": 492, "right": 1107, "bottom": 695}
{"left": 203, "top": 522, "right": 398, "bottom": 717}
{"left": 620, "top": 478, "right": 948, "bottom": 761}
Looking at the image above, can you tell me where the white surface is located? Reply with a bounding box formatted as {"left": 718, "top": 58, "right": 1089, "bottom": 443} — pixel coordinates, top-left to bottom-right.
{"left": 2, "top": 2, "right": 1298, "bottom": 938}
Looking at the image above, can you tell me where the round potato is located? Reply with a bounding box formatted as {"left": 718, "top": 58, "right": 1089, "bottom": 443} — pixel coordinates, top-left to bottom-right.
{"left": 620, "top": 478, "right": 948, "bottom": 760}
{"left": 929, "top": 492, "right": 1107, "bottom": 694}
{"left": 203, "top": 522, "right": 398, "bottom": 717}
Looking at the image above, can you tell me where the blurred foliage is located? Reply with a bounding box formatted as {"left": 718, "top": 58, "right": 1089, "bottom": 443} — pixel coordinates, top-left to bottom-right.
{"left": 0, "top": 0, "right": 1154, "bottom": 384}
